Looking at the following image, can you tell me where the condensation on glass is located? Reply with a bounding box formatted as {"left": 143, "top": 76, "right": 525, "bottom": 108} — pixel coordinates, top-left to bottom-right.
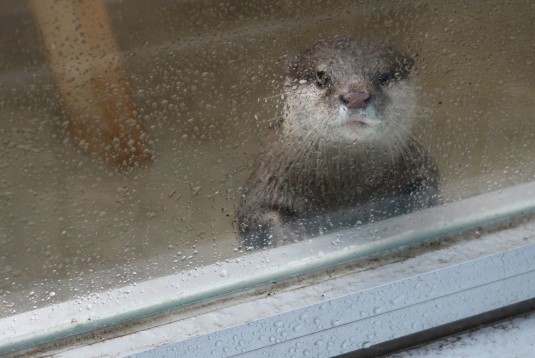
{"left": 0, "top": 0, "right": 533, "bottom": 318}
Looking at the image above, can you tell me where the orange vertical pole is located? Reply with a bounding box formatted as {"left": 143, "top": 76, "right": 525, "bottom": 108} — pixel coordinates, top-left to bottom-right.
{"left": 30, "top": 0, "right": 152, "bottom": 169}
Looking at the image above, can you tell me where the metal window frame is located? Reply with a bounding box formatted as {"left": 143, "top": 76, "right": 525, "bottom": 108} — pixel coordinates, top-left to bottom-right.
{"left": 131, "top": 242, "right": 535, "bottom": 358}
{"left": 1, "top": 182, "right": 535, "bottom": 357}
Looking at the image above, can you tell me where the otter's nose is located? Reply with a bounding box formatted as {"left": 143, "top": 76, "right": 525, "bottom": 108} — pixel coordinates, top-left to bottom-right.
{"left": 339, "top": 91, "right": 370, "bottom": 109}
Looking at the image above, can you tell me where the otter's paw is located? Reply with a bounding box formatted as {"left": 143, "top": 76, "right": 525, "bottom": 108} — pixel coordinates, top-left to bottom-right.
{"left": 240, "top": 212, "right": 307, "bottom": 250}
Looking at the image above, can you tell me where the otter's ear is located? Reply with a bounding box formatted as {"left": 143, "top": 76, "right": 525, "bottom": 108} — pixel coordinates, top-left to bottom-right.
{"left": 399, "top": 54, "right": 414, "bottom": 74}
{"left": 284, "top": 55, "right": 301, "bottom": 79}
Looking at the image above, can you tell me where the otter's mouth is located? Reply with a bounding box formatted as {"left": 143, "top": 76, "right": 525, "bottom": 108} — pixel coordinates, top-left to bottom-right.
{"left": 345, "top": 116, "right": 369, "bottom": 128}
{"left": 339, "top": 106, "right": 381, "bottom": 131}
{"left": 344, "top": 113, "right": 374, "bottom": 130}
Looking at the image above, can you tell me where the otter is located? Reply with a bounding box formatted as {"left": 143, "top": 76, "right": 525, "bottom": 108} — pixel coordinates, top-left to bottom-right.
{"left": 237, "top": 38, "right": 439, "bottom": 249}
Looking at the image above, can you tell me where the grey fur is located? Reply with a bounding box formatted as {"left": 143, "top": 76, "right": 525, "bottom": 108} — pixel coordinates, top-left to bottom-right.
{"left": 237, "top": 38, "right": 439, "bottom": 249}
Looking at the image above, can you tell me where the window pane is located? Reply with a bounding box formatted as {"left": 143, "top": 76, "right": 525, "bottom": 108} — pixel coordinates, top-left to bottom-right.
{"left": 0, "top": 0, "right": 533, "bottom": 324}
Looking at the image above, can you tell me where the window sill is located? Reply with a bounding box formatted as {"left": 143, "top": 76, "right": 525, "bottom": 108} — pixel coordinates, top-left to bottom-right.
{"left": 2, "top": 182, "right": 535, "bottom": 357}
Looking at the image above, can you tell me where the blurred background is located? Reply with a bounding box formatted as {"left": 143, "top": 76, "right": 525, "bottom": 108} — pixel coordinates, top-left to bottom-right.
{"left": 0, "top": 0, "right": 533, "bottom": 316}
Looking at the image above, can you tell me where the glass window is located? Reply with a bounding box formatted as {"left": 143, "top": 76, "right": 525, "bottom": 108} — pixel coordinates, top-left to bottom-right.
{"left": 1, "top": 0, "right": 533, "bottom": 346}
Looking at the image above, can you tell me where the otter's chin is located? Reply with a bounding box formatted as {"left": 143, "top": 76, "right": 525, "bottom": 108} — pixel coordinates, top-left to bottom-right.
{"left": 336, "top": 125, "right": 378, "bottom": 144}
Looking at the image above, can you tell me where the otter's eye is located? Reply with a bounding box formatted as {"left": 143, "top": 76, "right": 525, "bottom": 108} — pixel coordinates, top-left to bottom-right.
{"left": 315, "top": 71, "right": 329, "bottom": 88}
{"left": 376, "top": 70, "right": 404, "bottom": 86}
{"left": 376, "top": 72, "right": 393, "bottom": 86}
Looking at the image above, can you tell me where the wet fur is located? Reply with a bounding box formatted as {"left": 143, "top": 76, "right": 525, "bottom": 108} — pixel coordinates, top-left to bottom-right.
{"left": 237, "top": 38, "right": 439, "bottom": 249}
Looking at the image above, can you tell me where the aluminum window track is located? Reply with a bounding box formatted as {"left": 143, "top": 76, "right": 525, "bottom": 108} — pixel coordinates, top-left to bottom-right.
{"left": 132, "top": 241, "right": 535, "bottom": 358}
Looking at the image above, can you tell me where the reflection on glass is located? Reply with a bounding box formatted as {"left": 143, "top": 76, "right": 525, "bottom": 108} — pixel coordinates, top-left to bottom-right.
{"left": 0, "top": 0, "right": 533, "bottom": 321}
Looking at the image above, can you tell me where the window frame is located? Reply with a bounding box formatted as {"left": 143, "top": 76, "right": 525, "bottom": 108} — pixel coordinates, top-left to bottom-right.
{"left": 1, "top": 181, "right": 535, "bottom": 356}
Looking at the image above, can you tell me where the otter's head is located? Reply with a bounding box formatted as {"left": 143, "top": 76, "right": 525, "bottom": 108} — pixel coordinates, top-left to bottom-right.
{"left": 283, "top": 38, "right": 415, "bottom": 153}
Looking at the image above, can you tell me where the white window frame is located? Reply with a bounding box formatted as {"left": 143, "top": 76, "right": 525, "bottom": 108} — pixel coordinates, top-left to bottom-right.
{"left": 1, "top": 181, "right": 535, "bottom": 357}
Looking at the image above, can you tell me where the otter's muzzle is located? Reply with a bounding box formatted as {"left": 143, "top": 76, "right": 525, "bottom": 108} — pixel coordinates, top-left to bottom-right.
{"left": 339, "top": 91, "right": 370, "bottom": 109}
